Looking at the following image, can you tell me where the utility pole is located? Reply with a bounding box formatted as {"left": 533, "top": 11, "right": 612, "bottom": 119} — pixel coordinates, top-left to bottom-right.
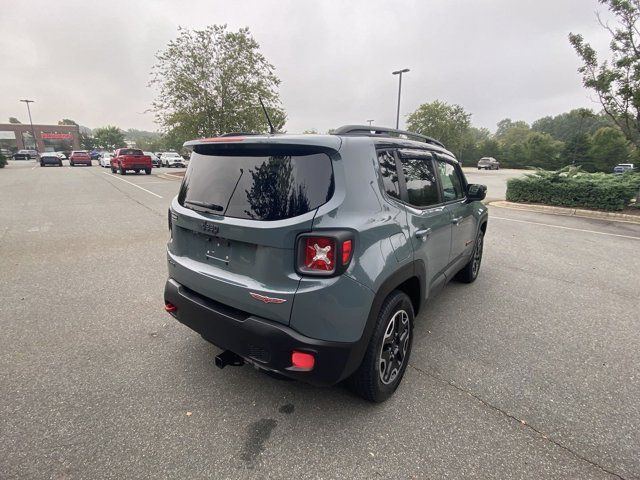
{"left": 392, "top": 69, "right": 409, "bottom": 129}
{"left": 20, "top": 99, "right": 37, "bottom": 153}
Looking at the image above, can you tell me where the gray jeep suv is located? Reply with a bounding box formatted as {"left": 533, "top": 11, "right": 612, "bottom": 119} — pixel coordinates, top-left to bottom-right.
{"left": 164, "top": 125, "right": 488, "bottom": 402}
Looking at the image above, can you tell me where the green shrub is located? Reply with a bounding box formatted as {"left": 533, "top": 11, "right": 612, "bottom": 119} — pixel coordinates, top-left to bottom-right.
{"left": 506, "top": 166, "right": 640, "bottom": 211}
{"left": 0, "top": 152, "right": 7, "bottom": 168}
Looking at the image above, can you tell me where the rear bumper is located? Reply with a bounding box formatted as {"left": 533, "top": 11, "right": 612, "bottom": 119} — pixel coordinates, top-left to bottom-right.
{"left": 164, "top": 278, "right": 360, "bottom": 386}
{"left": 123, "top": 164, "right": 151, "bottom": 170}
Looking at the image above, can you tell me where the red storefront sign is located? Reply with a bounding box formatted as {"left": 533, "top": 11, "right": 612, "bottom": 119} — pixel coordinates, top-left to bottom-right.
{"left": 41, "top": 133, "right": 73, "bottom": 140}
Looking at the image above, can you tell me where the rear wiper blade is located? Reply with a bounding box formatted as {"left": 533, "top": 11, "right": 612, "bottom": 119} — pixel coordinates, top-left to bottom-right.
{"left": 184, "top": 200, "right": 224, "bottom": 212}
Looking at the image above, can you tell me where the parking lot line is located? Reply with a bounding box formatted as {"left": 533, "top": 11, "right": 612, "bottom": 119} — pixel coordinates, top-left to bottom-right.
{"left": 101, "top": 171, "right": 163, "bottom": 198}
{"left": 492, "top": 215, "right": 640, "bottom": 241}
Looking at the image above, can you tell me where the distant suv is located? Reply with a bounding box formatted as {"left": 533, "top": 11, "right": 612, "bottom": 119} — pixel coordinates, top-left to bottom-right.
{"left": 477, "top": 157, "right": 500, "bottom": 170}
{"left": 69, "top": 150, "right": 92, "bottom": 166}
{"left": 164, "top": 125, "right": 488, "bottom": 402}
{"left": 13, "top": 149, "right": 39, "bottom": 160}
{"left": 161, "top": 152, "right": 186, "bottom": 168}
{"left": 613, "top": 163, "right": 634, "bottom": 174}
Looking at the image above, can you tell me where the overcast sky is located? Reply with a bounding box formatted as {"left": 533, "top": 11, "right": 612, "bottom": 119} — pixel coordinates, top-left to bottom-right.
{"left": 0, "top": 0, "right": 614, "bottom": 134}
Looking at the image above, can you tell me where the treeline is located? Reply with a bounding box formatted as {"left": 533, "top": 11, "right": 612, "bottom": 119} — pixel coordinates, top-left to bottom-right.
{"left": 406, "top": 102, "right": 635, "bottom": 172}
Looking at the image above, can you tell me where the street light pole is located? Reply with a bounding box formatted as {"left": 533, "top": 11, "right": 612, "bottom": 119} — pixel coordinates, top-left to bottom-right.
{"left": 20, "top": 99, "right": 37, "bottom": 153}
{"left": 366, "top": 119, "right": 375, "bottom": 126}
{"left": 392, "top": 69, "right": 409, "bottom": 129}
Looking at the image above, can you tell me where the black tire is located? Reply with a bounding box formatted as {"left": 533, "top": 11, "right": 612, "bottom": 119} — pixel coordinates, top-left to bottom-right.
{"left": 145, "top": 168, "right": 151, "bottom": 175}
{"left": 455, "top": 228, "right": 485, "bottom": 283}
{"left": 111, "top": 168, "right": 116, "bottom": 174}
{"left": 349, "top": 290, "right": 414, "bottom": 402}
{"left": 40, "top": 162, "right": 44, "bottom": 167}
{"left": 70, "top": 161, "right": 74, "bottom": 167}
{"left": 477, "top": 167, "right": 481, "bottom": 170}
{"left": 58, "top": 161, "right": 63, "bottom": 167}
{"left": 119, "top": 165, "right": 126, "bottom": 175}
{"left": 134, "top": 169, "right": 140, "bottom": 174}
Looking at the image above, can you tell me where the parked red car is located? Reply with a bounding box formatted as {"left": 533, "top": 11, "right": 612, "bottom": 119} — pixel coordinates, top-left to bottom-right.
{"left": 69, "top": 150, "right": 92, "bottom": 167}
{"left": 110, "top": 148, "right": 152, "bottom": 175}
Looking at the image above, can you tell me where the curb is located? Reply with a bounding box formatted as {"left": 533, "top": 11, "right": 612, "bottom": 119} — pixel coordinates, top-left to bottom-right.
{"left": 489, "top": 201, "right": 640, "bottom": 225}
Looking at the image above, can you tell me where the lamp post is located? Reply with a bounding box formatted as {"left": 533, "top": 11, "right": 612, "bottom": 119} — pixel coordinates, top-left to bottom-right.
{"left": 366, "top": 119, "right": 375, "bottom": 126}
{"left": 20, "top": 99, "right": 37, "bottom": 153}
{"left": 392, "top": 69, "right": 409, "bottom": 129}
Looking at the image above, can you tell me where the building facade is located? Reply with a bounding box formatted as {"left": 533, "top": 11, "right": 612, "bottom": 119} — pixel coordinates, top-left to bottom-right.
{"left": 0, "top": 123, "right": 81, "bottom": 153}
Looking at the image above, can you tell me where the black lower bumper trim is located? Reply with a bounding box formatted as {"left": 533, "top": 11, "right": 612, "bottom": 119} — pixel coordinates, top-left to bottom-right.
{"left": 164, "top": 279, "right": 359, "bottom": 386}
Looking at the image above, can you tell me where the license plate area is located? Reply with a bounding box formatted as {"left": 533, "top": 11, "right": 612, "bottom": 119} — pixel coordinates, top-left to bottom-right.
{"left": 197, "top": 233, "right": 231, "bottom": 266}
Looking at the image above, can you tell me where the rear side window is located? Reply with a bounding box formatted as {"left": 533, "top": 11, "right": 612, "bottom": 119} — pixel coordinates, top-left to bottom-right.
{"left": 377, "top": 150, "right": 400, "bottom": 199}
{"left": 436, "top": 159, "right": 465, "bottom": 201}
{"left": 399, "top": 155, "right": 439, "bottom": 207}
{"left": 120, "top": 149, "right": 143, "bottom": 156}
{"left": 178, "top": 146, "right": 334, "bottom": 221}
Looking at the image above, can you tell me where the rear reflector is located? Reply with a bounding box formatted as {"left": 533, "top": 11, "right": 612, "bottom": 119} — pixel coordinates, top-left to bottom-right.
{"left": 341, "top": 239, "right": 352, "bottom": 265}
{"left": 164, "top": 302, "right": 177, "bottom": 313}
{"left": 291, "top": 351, "right": 315, "bottom": 370}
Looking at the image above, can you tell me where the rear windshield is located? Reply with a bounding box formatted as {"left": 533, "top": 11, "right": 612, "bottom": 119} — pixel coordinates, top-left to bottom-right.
{"left": 120, "top": 149, "right": 143, "bottom": 156}
{"left": 178, "top": 146, "right": 334, "bottom": 221}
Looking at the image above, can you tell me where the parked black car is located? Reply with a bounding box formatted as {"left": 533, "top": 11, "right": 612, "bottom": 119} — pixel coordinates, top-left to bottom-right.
{"left": 40, "top": 152, "right": 63, "bottom": 167}
{"left": 13, "top": 149, "right": 39, "bottom": 160}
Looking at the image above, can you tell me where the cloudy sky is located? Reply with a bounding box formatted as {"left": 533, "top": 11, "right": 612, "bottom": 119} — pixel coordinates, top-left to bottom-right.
{"left": 1, "top": 0, "right": 613, "bottom": 134}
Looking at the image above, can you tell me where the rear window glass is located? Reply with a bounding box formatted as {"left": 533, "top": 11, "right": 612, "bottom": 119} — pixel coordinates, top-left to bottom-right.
{"left": 178, "top": 146, "right": 334, "bottom": 221}
{"left": 120, "top": 149, "right": 143, "bottom": 155}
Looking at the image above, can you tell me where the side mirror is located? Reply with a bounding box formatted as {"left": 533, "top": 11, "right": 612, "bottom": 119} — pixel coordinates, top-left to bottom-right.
{"left": 467, "top": 184, "right": 487, "bottom": 201}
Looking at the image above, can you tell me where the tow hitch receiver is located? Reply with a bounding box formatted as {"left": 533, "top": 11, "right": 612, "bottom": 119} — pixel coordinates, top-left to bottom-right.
{"left": 215, "top": 350, "right": 245, "bottom": 369}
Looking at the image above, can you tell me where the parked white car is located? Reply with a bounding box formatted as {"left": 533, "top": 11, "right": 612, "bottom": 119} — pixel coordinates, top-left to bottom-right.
{"left": 161, "top": 152, "right": 185, "bottom": 168}
{"left": 99, "top": 152, "right": 114, "bottom": 168}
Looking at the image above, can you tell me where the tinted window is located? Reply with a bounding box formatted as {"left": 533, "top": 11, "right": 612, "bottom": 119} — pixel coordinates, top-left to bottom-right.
{"left": 178, "top": 147, "right": 334, "bottom": 221}
{"left": 436, "top": 159, "right": 465, "bottom": 201}
{"left": 377, "top": 150, "right": 400, "bottom": 199}
{"left": 120, "top": 149, "right": 143, "bottom": 156}
{"left": 399, "top": 155, "right": 439, "bottom": 207}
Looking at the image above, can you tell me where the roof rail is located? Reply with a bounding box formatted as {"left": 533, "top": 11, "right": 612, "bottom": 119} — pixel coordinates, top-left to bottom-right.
{"left": 332, "top": 125, "right": 445, "bottom": 148}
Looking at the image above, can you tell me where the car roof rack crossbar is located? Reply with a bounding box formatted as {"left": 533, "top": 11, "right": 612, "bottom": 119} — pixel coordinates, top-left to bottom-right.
{"left": 332, "top": 125, "right": 445, "bottom": 148}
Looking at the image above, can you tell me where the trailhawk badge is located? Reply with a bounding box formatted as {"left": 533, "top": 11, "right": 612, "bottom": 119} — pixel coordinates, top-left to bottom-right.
{"left": 249, "top": 292, "right": 287, "bottom": 304}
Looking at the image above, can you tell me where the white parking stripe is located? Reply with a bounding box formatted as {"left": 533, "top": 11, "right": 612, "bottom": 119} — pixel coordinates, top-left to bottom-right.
{"left": 101, "top": 172, "right": 163, "bottom": 198}
{"left": 492, "top": 215, "right": 640, "bottom": 241}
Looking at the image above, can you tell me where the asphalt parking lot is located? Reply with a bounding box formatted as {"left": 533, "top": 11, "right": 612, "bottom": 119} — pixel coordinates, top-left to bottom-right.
{"left": 1, "top": 160, "right": 639, "bottom": 479}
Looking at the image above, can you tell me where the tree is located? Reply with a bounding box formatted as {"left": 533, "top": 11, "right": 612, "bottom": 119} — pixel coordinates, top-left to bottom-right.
{"left": 93, "top": 126, "right": 126, "bottom": 149}
{"left": 58, "top": 119, "right": 78, "bottom": 126}
{"left": 588, "top": 126, "right": 631, "bottom": 171}
{"left": 569, "top": 1, "right": 640, "bottom": 147}
{"left": 563, "top": 133, "right": 592, "bottom": 166}
{"left": 478, "top": 138, "right": 502, "bottom": 160}
{"left": 8, "top": 117, "right": 21, "bottom": 124}
{"left": 495, "top": 119, "right": 529, "bottom": 139}
{"left": 406, "top": 100, "right": 472, "bottom": 157}
{"left": 80, "top": 132, "right": 96, "bottom": 150}
{"left": 150, "top": 25, "right": 286, "bottom": 145}
{"left": 532, "top": 109, "right": 612, "bottom": 142}
{"left": 524, "top": 132, "right": 565, "bottom": 169}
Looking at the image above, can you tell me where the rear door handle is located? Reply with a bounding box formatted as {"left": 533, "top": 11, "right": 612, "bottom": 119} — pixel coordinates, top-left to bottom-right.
{"left": 451, "top": 217, "right": 463, "bottom": 225}
{"left": 415, "top": 228, "right": 432, "bottom": 240}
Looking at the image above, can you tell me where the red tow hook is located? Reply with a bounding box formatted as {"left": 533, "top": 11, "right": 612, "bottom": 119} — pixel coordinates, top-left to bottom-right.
{"left": 164, "top": 302, "right": 177, "bottom": 313}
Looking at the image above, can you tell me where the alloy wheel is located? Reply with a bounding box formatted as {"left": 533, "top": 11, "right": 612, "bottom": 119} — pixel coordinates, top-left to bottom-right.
{"left": 379, "top": 310, "right": 410, "bottom": 385}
